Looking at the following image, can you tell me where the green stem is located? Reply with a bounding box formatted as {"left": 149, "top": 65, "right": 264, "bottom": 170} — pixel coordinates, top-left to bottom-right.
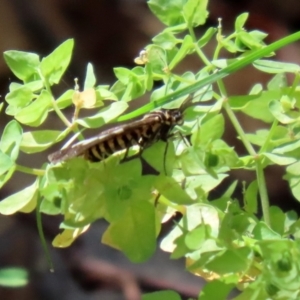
{"left": 39, "top": 70, "right": 72, "bottom": 128}
{"left": 255, "top": 159, "right": 270, "bottom": 225}
{"left": 15, "top": 164, "right": 45, "bottom": 176}
{"left": 259, "top": 119, "right": 278, "bottom": 154}
{"left": 36, "top": 195, "right": 54, "bottom": 272}
{"left": 188, "top": 27, "right": 211, "bottom": 66}
{"left": 220, "top": 81, "right": 270, "bottom": 225}
{"left": 223, "top": 101, "right": 257, "bottom": 156}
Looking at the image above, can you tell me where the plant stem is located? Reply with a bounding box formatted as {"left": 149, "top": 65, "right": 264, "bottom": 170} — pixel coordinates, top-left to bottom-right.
{"left": 223, "top": 101, "right": 257, "bottom": 156}
{"left": 15, "top": 164, "right": 45, "bottom": 176}
{"left": 39, "top": 70, "right": 72, "bottom": 128}
{"left": 188, "top": 27, "right": 211, "bottom": 66}
{"left": 255, "top": 159, "right": 270, "bottom": 225}
{"left": 259, "top": 119, "right": 278, "bottom": 154}
{"left": 221, "top": 87, "right": 270, "bottom": 225}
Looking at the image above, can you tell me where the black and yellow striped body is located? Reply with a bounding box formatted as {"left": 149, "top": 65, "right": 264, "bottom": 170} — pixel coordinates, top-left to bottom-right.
{"left": 48, "top": 109, "right": 183, "bottom": 164}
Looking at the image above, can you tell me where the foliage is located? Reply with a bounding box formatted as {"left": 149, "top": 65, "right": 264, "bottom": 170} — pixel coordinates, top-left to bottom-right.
{"left": 0, "top": 267, "right": 28, "bottom": 288}
{"left": 1, "top": 0, "right": 300, "bottom": 299}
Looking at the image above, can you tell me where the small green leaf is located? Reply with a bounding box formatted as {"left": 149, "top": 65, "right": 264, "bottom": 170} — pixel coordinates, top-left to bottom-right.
{"left": 199, "top": 280, "right": 235, "bottom": 300}
{"left": 269, "top": 100, "right": 297, "bottom": 124}
{"left": 102, "top": 199, "right": 156, "bottom": 263}
{"left": 152, "top": 31, "right": 180, "bottom": 50}
{"left": 40, "top": 39, "right": 74, "bottom": 84}
{"left": 15, "top": 90, "right": 52, "bottom": 126}
{"left": 0, "top": 152, "right": 14, "bottom": 176}
{"left": 3, "top": 50, "right": 40, "bottom": 81}
{"left": 235, "top": 12, "right": 249, "bottom": 31}
{"left": 197, "top": 27, "right": 217, "bottom": 48}
{"left": 228, "top": 94, "right": 259, "bottom": 110}
{"left": 252, "top": 222, "right": 281, "bottom": 240}
{"left": 263, "top": 153, "right": 296, "bottom": 165}
{"left": 253, "top": 60, "right": 300, "bottom": 74}
{"left": 236, "top": 31, "right": 264, "bottom": 50}
{"left": 267, "top": 73, "right": 287, "bottom": 91}
{"left": 185, "top": 224, "right": 209, "bottom": 250}
{"left": 142, "top": 290, "right": 181, "bottom": 300}
{"left": 0, "top": 120, "right": 23, "bottom": 161}
{"left": 183, "top": 0, "right": 209, "bottom": 27}
{"left": 154, "top": 175, "right": 194, "bottom": 205}
{"left": 269, "top": 206, "right": 285, "bottom": 235}
{"left": 0, "top": 179, "right": 38, "bottom": 214}
{"left": 244, "top": 180, "right": 258, "bottom": 214}
{"left": 241, "top": 90, "right": 275, "bottom": 123}
{"left": 0, "top": 267, "right": 28, "bottom": 287}
{"left": 56, "top": 89, "right": 74, "bottom": 109}
{"left": 20, "top": 130, "right": 62, "bottom": 153}
{"left": 5, "top": 86, "right": 35, "bottom": 116}
{"left": 192, "top": 114, "right": 224, "bottom": 145}
{"left": 84, "top": 63, "right": 96, "bottom": 89}
{"left": 148, "top": 0, "right": 186, "bottom": 27}
{"left": 0, "top": 167, "right": 16, "bottom": 189}
{"left": 169, "top": 34, "right": 194, "bottom": 69}
{"left": 273, "top": 139, "right": 300, "bottom": 154}
{"left": 205, "top": 247, "right": 252, "bottom": 274}
{"left": 76, "top": 101, "right": 128, "bottom": 128}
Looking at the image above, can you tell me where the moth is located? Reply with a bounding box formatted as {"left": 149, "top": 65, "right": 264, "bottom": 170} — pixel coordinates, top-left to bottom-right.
{"left": 48, "top": 108, "right": 183, "bottom": 164}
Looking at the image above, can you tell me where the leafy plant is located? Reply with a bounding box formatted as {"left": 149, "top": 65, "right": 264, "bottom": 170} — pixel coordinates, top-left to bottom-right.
{"left": 1, "top": 0, "right": 300, "bottom": 299}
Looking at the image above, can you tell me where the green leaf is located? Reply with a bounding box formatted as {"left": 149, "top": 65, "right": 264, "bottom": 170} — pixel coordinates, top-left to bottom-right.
{"left": 269, "top": 99, "right": 297, "bottom": 124}
{"left": 40, "top": 39, "right": 74, "bottom": 84}
{"left": 3, "top": 50, "right": 40, "bottom": 82}
{"left": 0, "top": 167, "right": 16, "bottom": 189}
{"left": 244, "top": 180, "right": 258, "bottom": 214}
{"left": 197, "top": 27, "right": 217, "bottom": 48}
{"left": 192, "top": 114, "right": 224, "bottom": 146}
{"left": 0, "top": 120, "right": 23, "bottom": 160}
{"left": 185, "top": 224, "right": 209, "bottom": 250}
{"left": 142, "top": 141, "right": 175, "bottom": 175}
{"left": 169, "top": 34, "right": 194, "bottom": 69}
{"left": 253, "top": 60, "right": 300, "bottom": 73}
{"left": 241, "top": 90, "right": 275, "bottom": 123}
{"left": 5, "top": 86, "right": 35, "bottom": 116}
{"left": 236, "top": 31, "right": 264, "bottom": 50}
{"left": 20, "top": 130, "right": 62, "bottom": 153}
{"left": 154, "top": 175, "right": 194, "bottom": 205}
{"left": 0, "top": 268, "right": 28, "bottom": 287}
{"left": 76, "top": 101, "right": 128, "bottom": 128}
{"left": 228, "top": 94, "right": 259, "bottom": 110}
{"left": 263, "top": 153, "right": 296, "bottom": 165}
{"left": 15, "top": 90, "right": 52, "bottom": 126}
{"left": 56, "top": 89, "right": 73, "bottom": 109}
{"left": 102, "top": 199, "right": 156, "bottom": 263}
{"left": 152, "top": 31, "right": 180, "bottom": 50}
{"left": 148, "top": 0, "right": 186, "bottom": 27}
{"left": 252, "top": 222, "right": 281, "bottom": 240}
{"left": 199, "top": 280, "right": 235, "bottom": 300}
{"left": 0, "top": 179, "right": 38, "bottom": 214}
{"left": 269, "top": 206, "right": 285, "bottom": 235}
{"left": 142, "top": 290, "right": 181, "bottom": 300}
{"left": 0, "top": 152, "right": 14, "bottom": 176}
{"left": 235, "top": 13, "right": 249, "bottom": 31}
{"left": 84, "top": 62, "right": 96, "bottom": 89}
{"left": 183, "top": 0, "right": 209, "bottom": 27}
{"left": 267, "top": 73, "right": 287, "bottom": 91}
{"left": 273, "top": 139, "right": 300, "bottom": 154}
{"left": 205, "top": 247, "right": 252, "bottom": 274}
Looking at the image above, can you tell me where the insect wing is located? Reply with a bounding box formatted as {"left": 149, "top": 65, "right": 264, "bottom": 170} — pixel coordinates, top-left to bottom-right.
{"left": 48, "top": 115, "right": 161, "bottom": 164}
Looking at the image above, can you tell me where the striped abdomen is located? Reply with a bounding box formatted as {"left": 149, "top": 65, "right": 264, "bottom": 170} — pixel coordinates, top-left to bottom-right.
{"left": 48, "top": 108, "right": 183, "bottom": 164}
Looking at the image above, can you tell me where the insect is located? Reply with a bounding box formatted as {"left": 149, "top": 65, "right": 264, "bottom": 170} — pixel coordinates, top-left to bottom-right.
{"left": 48, "top": 108, "right": 184, "bottom": 164}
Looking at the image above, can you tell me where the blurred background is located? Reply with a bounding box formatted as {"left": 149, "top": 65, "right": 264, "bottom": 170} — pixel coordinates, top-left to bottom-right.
{"left": 1, "top": 0, "right": 300, "bottom": 299}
